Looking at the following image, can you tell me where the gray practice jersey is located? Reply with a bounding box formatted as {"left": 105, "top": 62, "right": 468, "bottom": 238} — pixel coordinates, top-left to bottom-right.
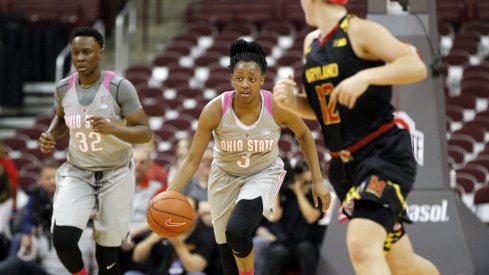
{"left": 213, "top": 90, "right": 281, "bottom": 177}
{"left": 56, "top": 70, "right": 142, "bottom": 170}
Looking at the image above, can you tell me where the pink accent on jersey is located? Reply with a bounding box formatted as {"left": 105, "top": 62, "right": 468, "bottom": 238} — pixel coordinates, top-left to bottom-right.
{"left": 262, "top": 90, "right": 273, "bottom": 114}
{"left": 102, "top": 71, "right": 115, "bottom": 91}
{"left": 222, "top": 91, "right": 234, "bottom": 115}
{"left": 67, "top": 73, "right": 78, "bottom": 92}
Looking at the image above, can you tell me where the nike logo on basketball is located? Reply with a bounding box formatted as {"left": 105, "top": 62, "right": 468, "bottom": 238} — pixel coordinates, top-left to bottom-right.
{"left": 165, "top": 218, "right": 186, "bottom": 227}
{"left": 106, "top": 262, "right": 116, "bottom": 269}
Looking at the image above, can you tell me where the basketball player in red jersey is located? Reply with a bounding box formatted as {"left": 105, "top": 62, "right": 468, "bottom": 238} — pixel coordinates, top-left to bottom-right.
{"left": 273, "top": 0, "right": 440, "bottom": 274}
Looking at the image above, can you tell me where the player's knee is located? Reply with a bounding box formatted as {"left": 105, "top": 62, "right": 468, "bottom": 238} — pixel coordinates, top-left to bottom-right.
{"left": 346, "top": 237, "right": 378, "bottom": 264}
{"left": 225, "top": 219, "right": 253, "bottom": 257}
{"left": 52, "top": 225, "right": 82, "bottom": 252}
{"left": 225, "top": 198, "right": 263, "bottom": 258}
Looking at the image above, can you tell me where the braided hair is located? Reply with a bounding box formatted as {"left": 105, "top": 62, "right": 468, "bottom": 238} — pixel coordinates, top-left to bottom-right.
{"left": 71, "top": 26, "right": 105, "bottom": 49}
{"left": 228, "top": 39, "right": 267, "bottom": 75}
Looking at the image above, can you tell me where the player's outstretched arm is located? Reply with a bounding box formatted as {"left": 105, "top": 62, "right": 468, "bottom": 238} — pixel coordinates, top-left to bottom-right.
{"left": 167, "top": 99, "right": 220, "bottom": 193}
{"left": 272, "top": 102, "right": 331, "bottom": 213}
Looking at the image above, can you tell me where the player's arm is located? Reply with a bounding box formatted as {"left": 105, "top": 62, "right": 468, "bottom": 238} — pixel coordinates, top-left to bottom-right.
{"left": 349, "top": 17, "right": 428, "bottom": 85}
{"left": 47, "top": 106, "right": 69, "bottom": 139}
{"left": 331, "top": 19, "right": 427, "bottom": 109}
{"left": 273, "top": 103, "right": 331, "bottom": 212}
{"left": 166, "top": 99, "right": 220, "bottom": 192}
{"left": 273, "top": 30, "right": 319, "bottom": 120}
{"left": 39, "top": 89, "right": 69, "bottom": 153}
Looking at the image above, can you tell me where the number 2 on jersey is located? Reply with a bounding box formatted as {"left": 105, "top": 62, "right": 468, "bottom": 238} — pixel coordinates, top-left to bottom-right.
{"left": 315, "top": 83, "right": 340, "bottom": 125}
{"left": 75, "top": 132, "right": 103, "bottom": 152}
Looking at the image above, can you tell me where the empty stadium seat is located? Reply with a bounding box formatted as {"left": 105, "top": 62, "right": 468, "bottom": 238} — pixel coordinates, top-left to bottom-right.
{"left": 456, "top": 173, "right": 477, "bottom": 193}
{"left": 138, "top": 85, "right": 163, "bottom": 100}
{"left": 152, "top": 51, "right": 184, "bottom": 67}
{"left": 448, "top": 145, "right": 466, "bottom": 166}
{"left": 143, "top": 101, "right": 167, "bottom": 117}
{"left": 261, "top": 21, "right": 297, "bottom": 37}
{"left": 162, "top": 115, "right": 194, "bottom": 131}
{"left": 453, "top": 126, "right": 486, "bottom": 143}
{"left": 174, "top": 84, "right": 201, "bottom": 99}
{"left": 16, "top": 126, "right": 46, "bottom": 141}
{"left": 222, "top": 21, "right": 258, "bottom": 37}
{"left": 177, "top": 105, "right": 204, "bottom": 120}
{"left": 460, "top": 81, "right": 489, "bottom": 101}
{"left": 448, "top": 134, "right": 476, "bottom": 153}
{"left": 183, "top": 21, "right": 219, "bottom": 37}
{"left": 475, "top": 1, "right": 489, "bottom": 20}
{"left": 125, "top": 65, "right": 153, "bottom": 78}
{"left": 1, "top": 135, "right": 29, "bottom": 151}
{"left": 436, "top": 0, "right": 467, "bottom": 29}
{"left": 162, "top": 73, "right": 194, "bottom": 89}
{"left": 164, "top": 41, "right": 195, "bottom": 56}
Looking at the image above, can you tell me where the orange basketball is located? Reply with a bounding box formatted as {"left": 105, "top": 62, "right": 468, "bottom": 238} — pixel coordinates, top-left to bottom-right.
{"left": 146, "top": 191, "right": 194, "bottom": 237}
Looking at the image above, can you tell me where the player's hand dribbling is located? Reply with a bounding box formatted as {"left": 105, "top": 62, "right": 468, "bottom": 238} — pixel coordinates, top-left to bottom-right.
{"left": 273, "top": 75, "right": 296, "bottom": 108}
{"left": 312, "top": 181, "right": 332, "bottom": 213}
{"left": 88, "top": 116, "right": 114, "bottom": 135}
{"left": 39, "top": 132, "right": 56, "bottom": 153}
{"left": 330, "top": 73, "right": 369, "bottom": 109}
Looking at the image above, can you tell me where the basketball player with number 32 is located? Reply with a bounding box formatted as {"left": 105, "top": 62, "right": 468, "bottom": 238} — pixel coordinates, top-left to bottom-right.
{"left": 38, "top": 27, "right": 152, "bottom": 275}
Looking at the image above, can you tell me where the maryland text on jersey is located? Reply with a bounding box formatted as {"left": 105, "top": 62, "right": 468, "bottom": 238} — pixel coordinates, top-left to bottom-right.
{"left": 304, "top": 63, "right": 339, "bottom": 83}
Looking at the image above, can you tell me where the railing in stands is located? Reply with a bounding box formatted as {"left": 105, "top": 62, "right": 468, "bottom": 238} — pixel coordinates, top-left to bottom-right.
{"left": 115, "top": 0, "right": 137, "bottom": 75}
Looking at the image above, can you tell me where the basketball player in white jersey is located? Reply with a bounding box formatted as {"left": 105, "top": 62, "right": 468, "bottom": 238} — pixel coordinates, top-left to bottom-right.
{"left": 166, "top": 39, "right": 331, "bottom": 275}
{"left": 38, "top": 27, "right": 152, "bottom": 275}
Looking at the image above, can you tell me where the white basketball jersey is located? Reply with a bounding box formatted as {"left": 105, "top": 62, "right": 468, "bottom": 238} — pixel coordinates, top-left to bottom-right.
{"left": 213, "top": 90, "right": 281, "bottom": 177}
{"left": 62, "top": 71, "right": 132, "bottom": 170}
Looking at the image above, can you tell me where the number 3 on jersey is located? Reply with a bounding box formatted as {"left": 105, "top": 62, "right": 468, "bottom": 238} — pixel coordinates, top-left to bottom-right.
{"left": 237, "top": 152, "right": 251, "bottom": 168}
{"left": 75, "top": 131, "right": 103, "bottom": 152}
{"left": 315, "top": 83, "right": 340, "bottom": 125}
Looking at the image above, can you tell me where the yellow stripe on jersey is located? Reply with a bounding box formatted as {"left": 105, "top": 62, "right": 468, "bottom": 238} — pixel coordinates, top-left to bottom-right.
{"left": 333, "top": 37, "right": 347, "bottom": 47}
{"left": 387, "top": 180, "right": 407, "bottom": 210}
